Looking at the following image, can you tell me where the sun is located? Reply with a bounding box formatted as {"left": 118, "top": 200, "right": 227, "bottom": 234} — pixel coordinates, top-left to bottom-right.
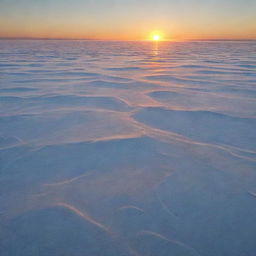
{"left": 153, "top": 34, "right": 161, "bottom": 41}
{"left": 150, "top": 31, "right": 163, "bottom": 41}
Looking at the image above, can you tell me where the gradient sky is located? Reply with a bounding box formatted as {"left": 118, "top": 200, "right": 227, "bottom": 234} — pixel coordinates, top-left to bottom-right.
{"left": 0, "top": 0, "right": 255, "bottom": 40}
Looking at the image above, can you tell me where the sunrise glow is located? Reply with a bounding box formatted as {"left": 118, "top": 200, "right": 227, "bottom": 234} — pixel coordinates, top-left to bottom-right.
{"left": 153, "top": 34, "right": 161, "bottom": 41}
{"left": 0, "top": 1, "right": 255, "bottom": 41}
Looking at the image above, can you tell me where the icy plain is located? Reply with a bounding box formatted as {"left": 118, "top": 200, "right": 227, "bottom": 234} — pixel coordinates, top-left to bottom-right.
{"left": 0, "top": 40, "right": 256, "bottom": 256}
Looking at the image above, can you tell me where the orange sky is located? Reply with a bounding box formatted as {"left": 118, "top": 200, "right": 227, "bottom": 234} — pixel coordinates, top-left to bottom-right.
{"left": 0, "top": 0, "right": 256, "bottom": 40}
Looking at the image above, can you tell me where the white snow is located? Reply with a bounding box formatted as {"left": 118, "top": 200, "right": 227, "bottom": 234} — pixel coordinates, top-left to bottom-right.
{"left": 0, "top": 40, "right": 256, "bottom": 256}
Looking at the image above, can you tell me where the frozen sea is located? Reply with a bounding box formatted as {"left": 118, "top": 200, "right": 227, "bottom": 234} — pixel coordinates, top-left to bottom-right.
{"left": 0, "top": 40, "right": 256, "bottom": 256}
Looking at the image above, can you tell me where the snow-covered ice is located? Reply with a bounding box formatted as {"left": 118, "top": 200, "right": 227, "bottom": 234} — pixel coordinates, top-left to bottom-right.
{"left": 0, "top": 40, "right": 256, "bottom": 256}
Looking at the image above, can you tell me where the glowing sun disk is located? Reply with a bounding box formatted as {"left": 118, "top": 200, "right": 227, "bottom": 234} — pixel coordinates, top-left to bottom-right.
{"left": 153, "top": 34, "right": 160, "bottom": 41}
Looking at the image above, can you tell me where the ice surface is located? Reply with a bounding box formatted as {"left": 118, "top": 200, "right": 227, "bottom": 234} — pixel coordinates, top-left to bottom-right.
{"left": 0, "top": 40, "right": 256, "bottom": 256}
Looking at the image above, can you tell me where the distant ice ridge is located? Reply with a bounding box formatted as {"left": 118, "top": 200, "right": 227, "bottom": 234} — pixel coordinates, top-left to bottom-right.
{"left": 0, "top": 40, "right": 256, "bottom": 256}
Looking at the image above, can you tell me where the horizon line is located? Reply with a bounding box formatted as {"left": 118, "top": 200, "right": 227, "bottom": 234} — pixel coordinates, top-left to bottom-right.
{"left": 0, "top": 37, "right": 256, "bottom": 42}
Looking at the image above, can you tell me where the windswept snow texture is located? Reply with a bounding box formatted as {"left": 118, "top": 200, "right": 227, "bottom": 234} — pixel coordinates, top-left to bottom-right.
{"left": 0, "top": 40, "right": 256, "bottom": 256}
